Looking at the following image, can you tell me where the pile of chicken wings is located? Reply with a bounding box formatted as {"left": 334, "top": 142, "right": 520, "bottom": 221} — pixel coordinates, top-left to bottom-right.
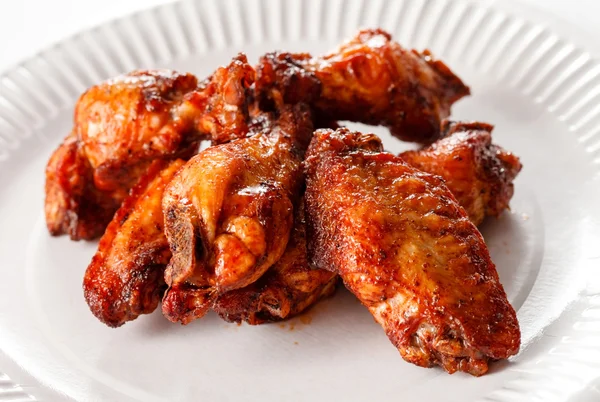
{"left": 45, "top": 29, "right": 522, "bottom": 376}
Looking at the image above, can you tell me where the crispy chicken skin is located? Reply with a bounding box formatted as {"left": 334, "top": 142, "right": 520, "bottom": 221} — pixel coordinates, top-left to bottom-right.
{"left": 214, "top": 200, "right": 338, "bottom": 324}
{"left": 400, "top": 121, "right": 522, "bottom": 226}
{"left": 180, "top": 55, "right": 256, "bottom": 145}
{"left": 256, "top": 29, "right": 470, "bottom": 143}
{"left": 161, "top": 105, "right": 313, "bottom": 324}
{"left": 304, "top": 128, "right": 520, "bottom": 376}
{"left": 76, "top": 70, "right": 199, "bottom": 194}
{"left": 83, "top": 159, "right": 185, "bottom": 327}
{"left": 215, "top": 121, "right": 522, "bottom": 325}
{"left": 45, "top": 55, "right": 255, "bottom": 240}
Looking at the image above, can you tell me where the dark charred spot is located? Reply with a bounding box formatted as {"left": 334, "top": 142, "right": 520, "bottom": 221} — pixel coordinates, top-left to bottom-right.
{"left": 166, "top": 207, "right": 177, "bottom": 222}
{"left": 119, "top": 212, "right": 131, "bottom": 226}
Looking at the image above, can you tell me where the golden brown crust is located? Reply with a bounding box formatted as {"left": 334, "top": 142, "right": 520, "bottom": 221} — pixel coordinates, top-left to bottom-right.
{"left": 304, "top": 128, "right": 520, "bottom": 376}
{"left": 214, "top": 200, "right": 338, "bottom": 325}
{"left": 256, "top": 29, "right": 470, "bottom": 144}
{"left": 161, "top": 105, "right": 313, "bottom": 324}
{"left": 400, "top": 121, "right": 522, "bottom": 225}
{"left": 83, "top": 159, "right": 185, "bottom": 327}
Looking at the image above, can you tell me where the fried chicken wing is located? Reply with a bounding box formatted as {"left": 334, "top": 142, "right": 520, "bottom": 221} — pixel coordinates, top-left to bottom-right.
{"left": 214, "top": 199, "right": 337, "bottom": 324}
{"left": 45, "top": 55, "right": 255, "bottom": 240}
{"left": 400, "top": 121, "right": 522, "bottom": 225}
{"left": 256, "top": 29, "right": 469, "bottom": 143}
{"left": 83, "top": 159, "right": 185, "bottom": 327}
{"left": 303, "top": 128, "right": 520, "bottom": 376}
{"left": 161, "top": 105, "right": 313, "bottom": 324}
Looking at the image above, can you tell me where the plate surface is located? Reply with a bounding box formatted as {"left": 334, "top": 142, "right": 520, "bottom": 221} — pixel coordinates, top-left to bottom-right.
{"left": 1, "top": 0, "right": 600, "bottom": 401}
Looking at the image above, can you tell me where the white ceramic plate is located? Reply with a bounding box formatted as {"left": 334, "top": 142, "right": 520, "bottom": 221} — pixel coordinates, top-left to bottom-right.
{"left": 1, "top": 0, "right": 600, "bottom": 401}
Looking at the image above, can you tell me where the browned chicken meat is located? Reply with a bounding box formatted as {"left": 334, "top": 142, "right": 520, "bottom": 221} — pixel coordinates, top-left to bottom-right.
{"left": 400, "top": 121, "right": 522, "bottom": 226}
{"left": 83, "top": 159, "right": 184, "bottom": 327}
{"left": 161, "top": 105, "right": 313, "bottom": 324}
{"left": 45, "top": 55, "right": 255, "bottom": 240}
{"left": 214, "top": 200, "right": 338, "bottom": 324}
{"left": 303, "top": 128, "right": 520, "bottom": 376}
{"left": 256, "top": 29, "right": 470, "bottom": 143}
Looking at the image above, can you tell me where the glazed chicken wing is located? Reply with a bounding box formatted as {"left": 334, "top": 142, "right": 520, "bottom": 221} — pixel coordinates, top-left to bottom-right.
{"left": 256, "top": 29, "right": 469, "bottom": 143}
{"left": 161, "top": 105, "right": 313, "bottom": 324}
{"left": 303, "top": 128, "right": 520, "bottom": 376}
{"left": 214, "top": 199, "right": 337, "bottom": 324}
{"left": 45, "top": 55, "right": 255, "bottom": 240}
{"left": 83, "top": 159, "right": 184, "bottom": 327}
{"left": 400, "top": 121, "right": 522, "bottom": 225}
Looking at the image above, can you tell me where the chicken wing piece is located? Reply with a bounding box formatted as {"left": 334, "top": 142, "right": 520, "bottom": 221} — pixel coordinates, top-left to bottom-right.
{"left": 161, "top": 105, "right": 313, "bottom": 324}
{"left": 400, "top": 121, "right": 522, "bottom": 226}
{"left": 214, "top": 199, "right": 338, "bottom": 325}
{"left": 45, "top": 55, "right": 255, "bottom": 240}
{"left": 83, "top": 159, "right": 185, "bottom": 327}
{"left": 256, "top": 29, "right": 469, "bottom": 143}
{"left": 304, "top": 128, "right": 520, "bottom": 376}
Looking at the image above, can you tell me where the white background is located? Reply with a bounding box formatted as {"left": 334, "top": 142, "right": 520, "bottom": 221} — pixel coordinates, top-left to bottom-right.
{"left": 0, "top": 0, "right": 599, "bottom": 74}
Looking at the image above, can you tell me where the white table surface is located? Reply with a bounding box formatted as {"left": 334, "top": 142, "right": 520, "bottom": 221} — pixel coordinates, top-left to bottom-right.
{"left": 0, "top": 0, "right": 599, "bottom": 74}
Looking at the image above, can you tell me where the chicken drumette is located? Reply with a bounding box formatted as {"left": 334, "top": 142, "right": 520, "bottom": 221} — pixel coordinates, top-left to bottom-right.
{"left": 256, "top": 29, "right": 470, "bottom": 143}
{"left": 161, "top": 105, "right": 313, "bottom": 324}
{"left": 46, "top": 55, "right": 255, "bottom": 240}
{"left": 83, "top": 159, "right": 185, "bottom": 327}
{"left": 303, "top": 128, "right": 520, "bottom": 376}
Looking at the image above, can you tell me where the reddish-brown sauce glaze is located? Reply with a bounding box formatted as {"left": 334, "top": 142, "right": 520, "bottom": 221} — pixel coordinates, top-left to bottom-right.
{"left": 304, "top": 128, "right": 520, "bottom": 376}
